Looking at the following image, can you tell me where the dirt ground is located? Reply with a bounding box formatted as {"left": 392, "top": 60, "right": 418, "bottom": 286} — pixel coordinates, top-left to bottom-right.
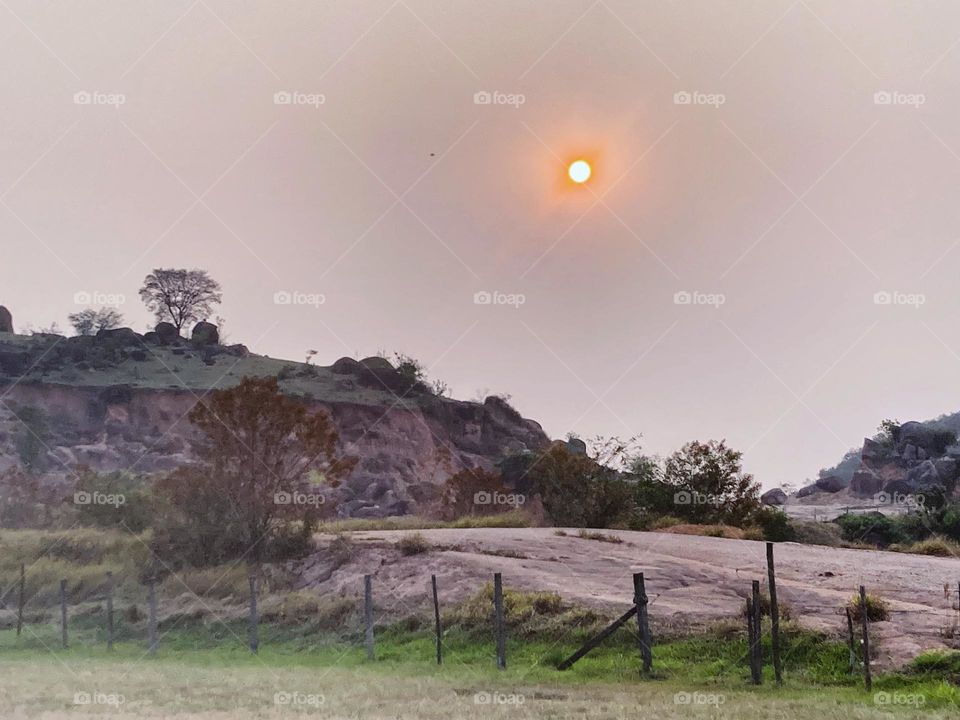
{"left": 310, "top": 527, "right": 960, "bottom": 669}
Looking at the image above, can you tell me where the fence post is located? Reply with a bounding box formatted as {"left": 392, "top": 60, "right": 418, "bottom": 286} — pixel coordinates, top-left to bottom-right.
{"left": 148, "top": 578, "right": 158, "bottom": 655}
{"left": 60, "top": 579, "right": 68, "bottom": 649}
{"left": 248, "top": 574, "right": 259, "bottom": 654}
{"left": 105, "top": 571, "right": 114, "bottom": 650}
{"left": 746, "top": 596, "right": 756, "bottom": 681}
{"left": 431, "top": 574, "right": 442, "bottom": 665}
{"left": 766, "top": 543, "right": 783, "bottom": 685}
{"left": 750, "top": 580, "right": 762, "bottom": 684}
{"left": 16, "top": 563, "right": 25, "bottom": 637}
{"left": 364, "top": 574, "right": 374, "bottom": 661}
{"left": 859, "top": 586, "right": 872, "bottom": 691}
{"left": 845, "top": 606, "right": 857, "bottom": 673}
{"left": 493, "top": 572, "right": 506, "bottom": 670}
{"left": 633, "top": 573, "right": 652, "bottom": 673}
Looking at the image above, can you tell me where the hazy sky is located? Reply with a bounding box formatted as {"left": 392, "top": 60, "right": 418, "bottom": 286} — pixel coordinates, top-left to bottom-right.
{"left": 4, "top": 1, "right": 960, "bottom": 488}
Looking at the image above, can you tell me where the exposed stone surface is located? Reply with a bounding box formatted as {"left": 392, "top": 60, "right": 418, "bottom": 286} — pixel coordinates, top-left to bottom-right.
{"left": 815, "top": 475, "right": 847, "bottom": 493}
{"left": 761, "top": 488, "right": 787, "bottom": 505}
{"left": 191, "top": 321, "right": 219, "bottom": 346}
{"left": 0, "top": 306, "right": 12, "bottom": 333}
{"left": 155, "top": 322, "right": 179, "bottom": 344}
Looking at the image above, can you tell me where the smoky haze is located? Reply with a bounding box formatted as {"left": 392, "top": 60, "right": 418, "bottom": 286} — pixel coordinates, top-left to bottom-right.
{"left": 3, "top": 0, "right": 960, "bottom": 488}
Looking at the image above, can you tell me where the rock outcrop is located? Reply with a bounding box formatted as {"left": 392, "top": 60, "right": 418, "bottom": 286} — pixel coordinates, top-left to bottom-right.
{"left": 761, "top": 488, "right": 787, "bottom": 505}
{"left": 0, "top": 336, "right": 551, "bottom": 517}
{"left": 848, "top": 420, "right": 960, "bottom": 498}
{"left": 191, "top": 321, "right": 219, "bottom": 346}
{"left": 0, "top": 306, "right": 12, "bottom": 333}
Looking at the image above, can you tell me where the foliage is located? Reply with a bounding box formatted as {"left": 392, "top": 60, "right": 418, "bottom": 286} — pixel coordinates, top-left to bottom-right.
{"left": 71, "top": 469, "right": 154, "bottom": 533}
{"left": 13, "top": 405, "right": 48, "bottom": 473}
{"left": 67, "top": 308, "right": 124, "bottom": 336}
{"left": 397, "top": 532, "right": 431, "bottom": 556}
{"left": 152, "top": 376, "right": 355, "bottom": 566}
{"left": 846, "top": 592, "right": 890, "bottom": 622}
{"left": 526, "top": 443, "right": 635, "bottom": 528}
{"left": 438, "top": 467, "right": 512, "bottom": 519}
{"left": 0, "top": 468, "right": 50, "bottom": 528}
{"left": 139, "top": 268, "right": 222, "bottom": 333}
{"left": 835, "top": 512, "right": 906, "bottom": 547}
{"left": 754, "top": 507, "right": 795, "bottom": 542}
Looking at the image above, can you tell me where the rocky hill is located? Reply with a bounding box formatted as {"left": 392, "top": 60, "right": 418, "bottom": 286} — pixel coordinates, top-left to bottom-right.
{"left": 0, "top": 320, "right": 550, "bottom": 518}
{"left": 796, "top": 419, "right": 960, "bottom": 504}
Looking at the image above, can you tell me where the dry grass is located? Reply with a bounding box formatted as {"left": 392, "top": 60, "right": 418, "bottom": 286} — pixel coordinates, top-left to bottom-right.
{"left": 397, "top": 532, "right": 431, "bottom": 556}
{"left": 659, "top": 524, "right": 746, "bottom": 540}
{"left": 576, "top": 529, "right": 624, "bottom": 544}
{"left": 891, "top": 536, "right": 960, "bottom": 558}
{"left": 317, "top": 509, "right": 530, "bottom": 534}
{"left": 846, "top": 592, "right": 891, "bottom": 622}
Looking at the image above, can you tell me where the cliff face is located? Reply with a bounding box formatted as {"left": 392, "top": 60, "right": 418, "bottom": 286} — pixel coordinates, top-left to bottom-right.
{"left": 0, "top": 331, "right": 550, "bottom": 517}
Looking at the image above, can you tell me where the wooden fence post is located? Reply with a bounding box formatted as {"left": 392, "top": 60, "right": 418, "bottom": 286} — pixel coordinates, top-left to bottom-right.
{"left": 493, "top": 572, "right": 506, "bottom": 670}
{"left": 750, "top": 580, "right": 762, "bottom": 684}
{"left": 148, "top": 578, "right": 158, "bottom": 655}
{"left": 16, "top": 563, "right": 25, "bottom": 636}
{"left": 633, "top": 573, "right": 652, "bottom": 673}
{"left": 859, "top": 585, "right": 872, "bottom": 691}
{"left": 845, "top": 606, "right": 857, "bottom": 673}
{"left": 746, "top": 596, "right": 757, "bottom": 681}
{"left": 59, "top": 579, "right": 68, "bottom": 649}
{"left": 431, "top": 574, "right": 442, "bottom": 665}
{"left": 248, "top": 574, "right": 259, "bottom": 654}
{"left": 766, "top": 543, "right": 783, "bottom": 685}
{"left": 364, "top": 574, "right": 374, "bottom": 661}
{"left": 105, "top": 571, "right": 114, "bottom": 650}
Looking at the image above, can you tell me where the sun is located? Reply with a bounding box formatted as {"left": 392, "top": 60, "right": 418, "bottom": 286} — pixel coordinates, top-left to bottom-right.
{"left": 568, "top": 159, "right": 592, "bottom": 184}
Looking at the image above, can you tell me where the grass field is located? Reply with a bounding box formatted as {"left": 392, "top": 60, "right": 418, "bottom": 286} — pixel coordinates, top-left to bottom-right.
{"left": 1, "top": 616, "right": 958, "bottom": 718}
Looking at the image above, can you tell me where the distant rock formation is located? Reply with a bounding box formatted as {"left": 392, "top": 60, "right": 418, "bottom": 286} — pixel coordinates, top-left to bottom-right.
{"left": 0, "top": 306, "right": 12, "bottom": 333}
{"left": 761, "top": 488, "right": 787, "bottom": 505}
{"left": 191, "top": 321, "right": 219, "bottom": 346}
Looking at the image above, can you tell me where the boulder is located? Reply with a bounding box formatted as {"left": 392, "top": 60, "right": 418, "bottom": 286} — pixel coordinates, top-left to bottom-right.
{"left": 934, "top": 457, "right": 958, "bottom": 483}
{"left": 860, "top": 438, "right": 882, "bottom": 462}
{"left": 903, "top": 443, "right": 918, "bottom": 463}
{"left": 95, "top": 327, "right": 142, "bottom": 347}
{"left": 905, "top": 459, "right": 940, "bottom": 489}
{"left": 850, "top": 467, "right": 884, "bottom": 497}
{"left": 191, "top": 321, "right": 219, "bottom": 346}
{"left": 332, "top": 356, "right": 361, "bottom": 375}
{"left": 761, "top": 488, "right": 787, "bottom": 505}
{"left": 155, "top": 322, "right": 179, "bottom": 344}
{"left": 815, "top": 474, "right": 847, "bottom": 493}
{"left": 565, "top": 437, "right": 587, "bottom": 455}
{"left": 797, "top": 483, "right": 821, "bottom": 498}
{"left": 0, "top": 306, "right": 12, "bottom": 333}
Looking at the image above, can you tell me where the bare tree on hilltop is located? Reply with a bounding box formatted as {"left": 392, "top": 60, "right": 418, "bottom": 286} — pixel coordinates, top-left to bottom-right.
{"left": 139, "top": 268, "right": 222, "bottom": 333}
{"left": 67, "top": 308, "right": 124, "bottom": 336}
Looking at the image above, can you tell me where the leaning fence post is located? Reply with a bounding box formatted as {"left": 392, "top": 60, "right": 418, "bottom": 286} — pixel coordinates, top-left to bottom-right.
{"left": 16, "top": 563, "right": 25, "bottom": 637}
{"left": 633, "top": 573, "right": 652, "bottom": 673}
{"left": 148, "top": 578, "right": 158, "bottom": 655}
{"left": 859, "top": 586, "right": 872, "bottom": 691}
{"left": 493, "top": 572, "right": 506, "bottom": 670}
{"left": 60, "top": 579, "right": 68, "bottom": 649}
{"left": 766, "top": 543, "right": 783, "bottom": 685}
{"left": 845, "top": 606, "right": 857, "bottom": 673}
{"left": 105, "top": 571, "right": 114, "bottom": 650}
{"left": 248, "top": 574, "right": 259, "bottom": 654}
{"left": 431, "top": 574, "right": 442, "bottom": 665}
{"left": 364, "top": 574, "right": 374, "bottom": 660}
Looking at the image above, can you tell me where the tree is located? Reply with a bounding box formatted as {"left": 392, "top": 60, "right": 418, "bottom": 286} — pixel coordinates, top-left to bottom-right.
{"left": 659, "top": 440, "right": 760, "bottom": 525}
{"left": 68, "top": 308, "right": 124, "bottom": 336}
{"left": 139, "top": 268, "right": 222, "bottom": 334}
{"left": 153, "top": 376, "right": 355, "bottom": 566}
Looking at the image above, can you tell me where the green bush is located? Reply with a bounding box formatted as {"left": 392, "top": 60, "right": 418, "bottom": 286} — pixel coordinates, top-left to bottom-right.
{"left": 846, "top": 592, "right": 890, "bottom": 622}
{"left": 755, "top": 508, "right": 794, "bottom": 542}
{"left": 72, "top": 470, "right": 154, "bottom": 533}
{"left": 835, "top": 512, "right": 906, "bottom": 547}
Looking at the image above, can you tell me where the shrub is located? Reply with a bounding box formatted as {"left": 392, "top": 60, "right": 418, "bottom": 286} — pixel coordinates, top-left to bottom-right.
{"left": 835, "top": 512, "right": 906, "bottom": 547}
{"left": 755, "top": 507, "right": 795, "bottom": 542}
{"left": 72, "top": 469, "right": 154, "bottom": 532}
{"left": 891, "top": 536, "right": 960, "bottom": 557}
{"left": 650, "top": 515, "right": 682, "bottom": 530}
{"left": 846, "top": 593, "right": 890, "bottom": 622}
{"left": 398, "top": 532, "right": 431, "bottom": 556}
{"left": 439, "top": 468, "right": 513, "bottom": 520}
{"left": 741, "top": 592, "right": 793, "bottom": 621}
{"left": 576, "top": 529, "right": 623, "bottom": 543}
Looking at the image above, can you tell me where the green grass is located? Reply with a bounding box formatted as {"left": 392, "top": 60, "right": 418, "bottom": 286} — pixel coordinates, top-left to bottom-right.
{"left": 317, "top": 509, "right": 530, "bottom": 533}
